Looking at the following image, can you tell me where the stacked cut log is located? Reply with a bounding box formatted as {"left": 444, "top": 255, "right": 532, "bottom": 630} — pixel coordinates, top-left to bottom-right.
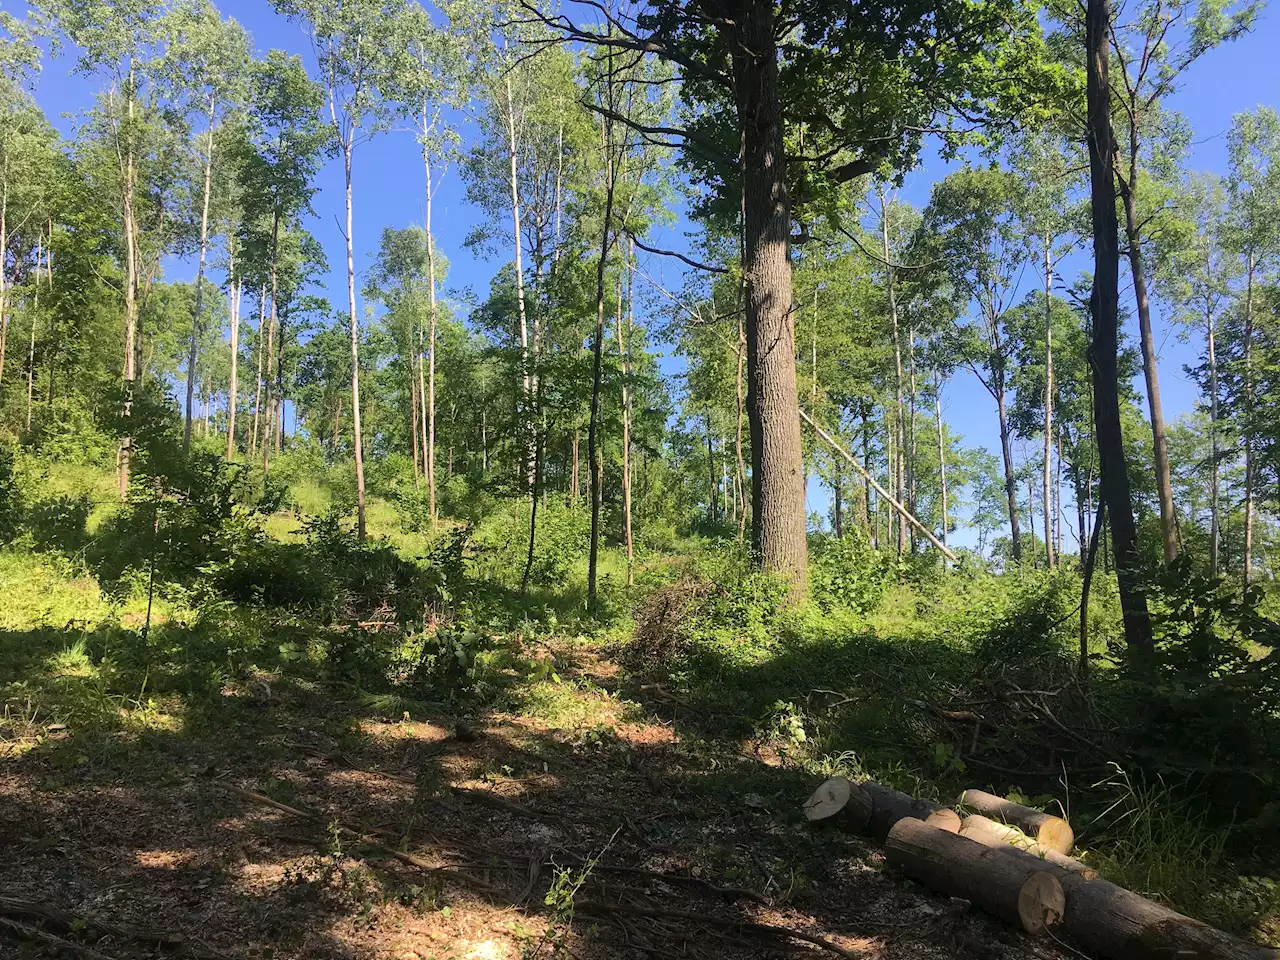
{"left": 803, "top": 778, "right": 1280, "bottom": 959}
{"left": 959, "top": 788, "right": 1075, "bottom": 854}
{"left": 803, "top": 777, "right": 941, "bottom": 838}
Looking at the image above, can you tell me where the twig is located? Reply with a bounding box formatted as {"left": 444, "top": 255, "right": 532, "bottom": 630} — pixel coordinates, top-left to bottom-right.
{"left": 575, "top": 902, "right": 859, "bottom": 959}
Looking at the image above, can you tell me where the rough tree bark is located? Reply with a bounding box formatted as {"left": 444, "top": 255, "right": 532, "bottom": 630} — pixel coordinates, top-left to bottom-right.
{"left": 733, "top": 1, "right": 807, "bottom": 597}
{"left": 1086, "top": 0, "right": 1153, "bottom": 649}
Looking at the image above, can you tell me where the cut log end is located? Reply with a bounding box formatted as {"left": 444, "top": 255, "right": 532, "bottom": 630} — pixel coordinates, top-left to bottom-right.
{"left": 924, "top": 808, "right": 962, "bottom": 833}
{"left": 803, "top": 777, "right": 871, "bottom": 832}
{"left": 1018, "top": 872, "right": 1066, "bottom": 935}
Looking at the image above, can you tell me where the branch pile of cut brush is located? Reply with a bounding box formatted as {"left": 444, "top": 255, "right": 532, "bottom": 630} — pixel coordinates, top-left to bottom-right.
{"left": 905, "top": 666, "right": 1119, "bottom": 781}
{"left": 804, "top": 777, "right": 1278, "bottom": 960}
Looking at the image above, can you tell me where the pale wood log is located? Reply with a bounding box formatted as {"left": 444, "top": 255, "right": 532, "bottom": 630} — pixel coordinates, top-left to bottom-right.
{"left": 885, "top": 817, "right": 1065, "bottom": 935}
{"left": 924, "top": 808, "right": 962, "bottom": 833}
{"left": 803, "top": 777, "right": 872, "bottom": 833}
{"left": 960, "top": 815, "right": 1099, "bottom": 879}
{"left": 959, "top": 788, "right": 1074, "bottom": 853}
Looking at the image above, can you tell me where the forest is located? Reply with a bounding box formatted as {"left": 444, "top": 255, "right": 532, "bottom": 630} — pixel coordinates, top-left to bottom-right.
{"left": 1, "top": 0, "right": 1279, "bottom": 957}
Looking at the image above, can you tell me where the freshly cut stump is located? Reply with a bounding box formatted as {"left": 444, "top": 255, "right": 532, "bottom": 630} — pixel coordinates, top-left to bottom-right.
{"left": 924, "top": 808, "right": 962, "bottom": 833}
{"left": 885, "top": 817, "right": 1065, "bottom": 935}
{"left": 1059, "top": 874, "right": 1280, "bottom": 960}
{"left": 803, "top": 777, "right": 872, "bottom": 832}
{"left": 960, "top": 789, "right": 1075, "bottom": 854}
{"left": 960, "top": 815, "right": 1099, "bottom": 879}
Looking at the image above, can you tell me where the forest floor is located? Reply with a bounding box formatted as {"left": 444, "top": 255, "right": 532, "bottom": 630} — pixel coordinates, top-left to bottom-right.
{"left": 0, "top": 564, "right": 1078, "bottom": 960}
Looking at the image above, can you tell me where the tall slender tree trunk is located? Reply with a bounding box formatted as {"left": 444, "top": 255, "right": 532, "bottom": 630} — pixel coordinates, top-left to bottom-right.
{"left": 587, "top": 90, "right": 617, "bottom": 610}
{"left": 184, "top": 95, "right": 217, "bottom": 453}
{"left": 1243, "top": 252, "right": 1255, "bottom": 586}
{"left": 504, "top": 75, "right": 532, "bottom": 480}
{"left": 425, "top": 147, "right": 439, "bottom": 527}
{"left": 1043, "top": 239, "right": 1055, "bottom": 568}
{"left": 996, "top": 377, "right": 1021, "bottom": 562}
{"left": 120, "top": 79, "right": 141, "bottom": 501}
{"left": 735, "top": 309, "right": 748, "bottom": 541}
{"left": 908, "top": 324, "right": 919, "bottom": 551}
{"left": 1207, "top": 303, "right": 1220, "bottom": 576}
{"left": 880, "top": 191, "right": 908, "bottom": 559}
{"left": 411, "top": 358, "right": 421, "bottom": 484}
{"left": 1086, "top": 0, "right": 1153, "bottom": 648}
{"left": 936, "top": 377, "right": 949, "bottom": 551}
{"left": 1120, "top": 176, "right": 1177, "bottom": 562}
{"left": 0, "top": 174, "right": 9, "bottom": 387}
{"left": 250, "top": 284, "right": 266, "bottom": 457}
{"left": 618, "top": 241, "right": 635, "bottom": 583}
{"left": 226, "top": 261, "right": 241, "bottom": 461}
{"left": 733, "top": 2, "right": 807, "bottom": 596}
{"left": 342, "top": 141, "right": 367, "bottom": 540}
{"left": 861, "top": 407, "right": 874, "bottom": 543}
{"left": 25, "top": 233, "right": 41, "bottom": 433}
{"left": 1055, "top": 429, "right": 1064, "bottom": 558}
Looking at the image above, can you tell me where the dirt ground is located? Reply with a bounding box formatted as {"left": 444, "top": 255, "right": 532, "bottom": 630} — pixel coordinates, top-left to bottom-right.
{"left": 0, "top": 642, "right": 1077, "bottom": 960}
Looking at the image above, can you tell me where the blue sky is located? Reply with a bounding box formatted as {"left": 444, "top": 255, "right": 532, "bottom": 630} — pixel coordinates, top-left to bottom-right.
{"left": 20, "top": 1, "right": 1280, "bottom": 552}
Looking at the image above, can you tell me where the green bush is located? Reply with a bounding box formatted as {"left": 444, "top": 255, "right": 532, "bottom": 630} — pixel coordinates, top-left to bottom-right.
{"left": 25, "top": 493, "right": 91, "bottom": 553}
{"left": 809, "top": 530, "right": 890, "bottom": 614}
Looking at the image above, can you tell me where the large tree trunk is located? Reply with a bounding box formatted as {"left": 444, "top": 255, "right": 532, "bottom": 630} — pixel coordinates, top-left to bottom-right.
{"left": 343, "top": 142, "right": 367, "bottom": 540}
{"left": 1086, "top": 0, "right": 1153, "bottom": 649}
{"left": 1121, "top": 183, "right": 1177, "bottom": 563}
{"left": 184, "top": 96, "right": 217, "bottom": 453}
{"left": 733, "top": 1, "right": 807, "bottom": 597}
{"left": 1043, "top": 241, "right": 1055, "bottom": 568}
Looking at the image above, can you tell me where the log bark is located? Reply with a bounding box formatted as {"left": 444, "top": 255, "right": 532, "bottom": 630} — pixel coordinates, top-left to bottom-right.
{"left": 732, "top": 1, "right": 807, "bottom": 597}
{"left": 802, "top": 778, "right": 941, "bottom": 838}
{"left": 1058, "top": 873, "right": 1279, "bottom": 960}
{"left": 960, "top": 815, "right": 1098, "bottom": 879}
{"left": 1086, "top": 0, "right": 1154, "bottom": 648}
{"left": 885, "top": 818, "right": 1065, "bottom": 935}
{"left": 959, "top": 790, "right": 1074, "bottom": 854}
